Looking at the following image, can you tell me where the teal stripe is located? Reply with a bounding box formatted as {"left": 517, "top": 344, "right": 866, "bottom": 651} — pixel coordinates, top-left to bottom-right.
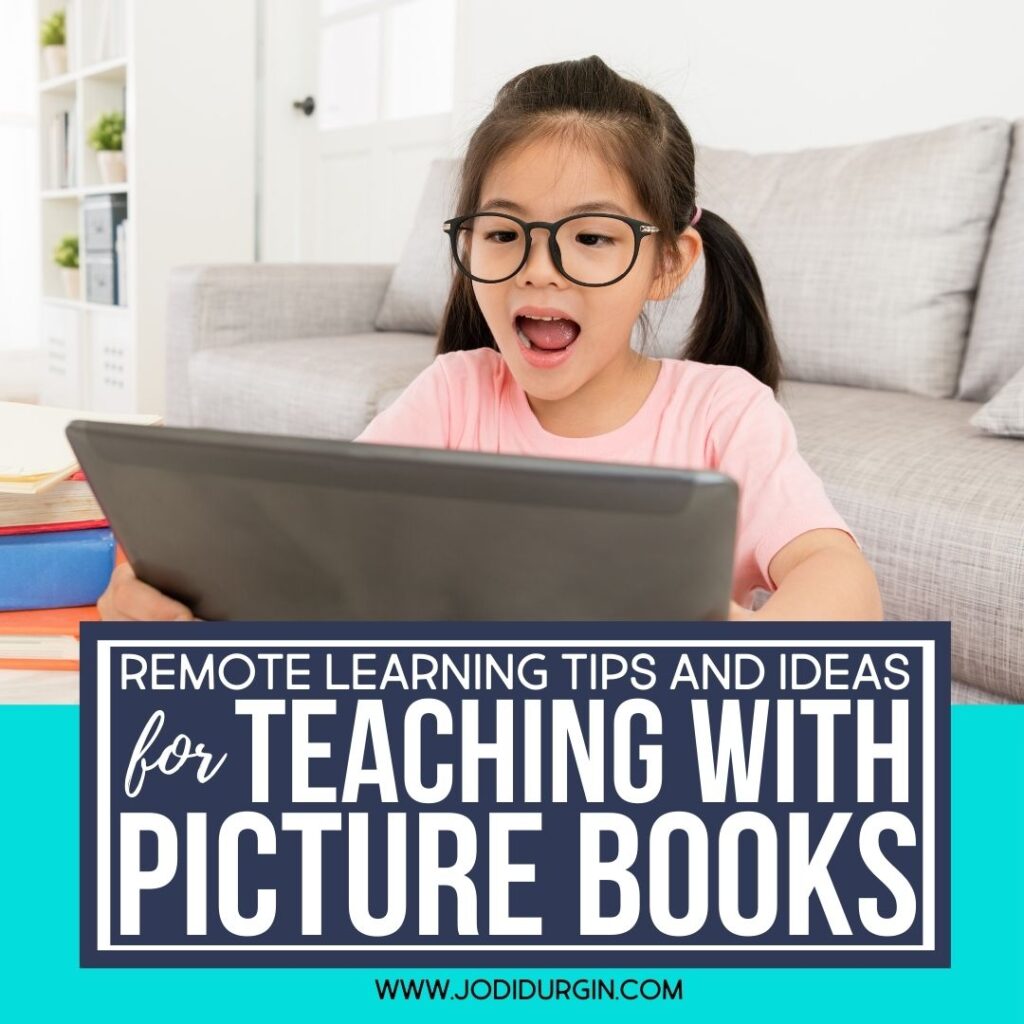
{"left": 0, "top": 706, "right": 1019, "bottom": 1020}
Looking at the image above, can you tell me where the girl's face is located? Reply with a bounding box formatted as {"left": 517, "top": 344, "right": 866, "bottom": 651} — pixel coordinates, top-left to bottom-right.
{"left": 471, "top": 134, "right": 697, "bottom": 411}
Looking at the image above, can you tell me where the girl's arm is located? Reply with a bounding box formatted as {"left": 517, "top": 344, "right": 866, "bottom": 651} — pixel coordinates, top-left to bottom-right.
{"left": 708, "top": 370, "right": 880, "bottom": 621}
{"left": 355, "top": 356, "right": 452, "bottom": 448}
{"left": 729, "top": 527, "right": 883, "bottom": 621}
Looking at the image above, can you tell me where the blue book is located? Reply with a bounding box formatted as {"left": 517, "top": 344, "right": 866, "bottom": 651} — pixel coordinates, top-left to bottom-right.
{"left": 0, "top": 528, "right": 115, "bottom": 610}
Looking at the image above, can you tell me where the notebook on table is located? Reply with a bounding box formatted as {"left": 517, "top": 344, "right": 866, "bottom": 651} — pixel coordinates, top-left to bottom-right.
{"left": 64, "top": 421, "right": 739, "bottom": 622}
{"left": 0, "top": 400, "right": 160, "bottom": 495}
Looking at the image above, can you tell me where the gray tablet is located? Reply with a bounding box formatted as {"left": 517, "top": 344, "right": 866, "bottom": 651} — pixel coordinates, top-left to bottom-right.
{"left": 65, "top": 421, "right": 738, "bottom": 621}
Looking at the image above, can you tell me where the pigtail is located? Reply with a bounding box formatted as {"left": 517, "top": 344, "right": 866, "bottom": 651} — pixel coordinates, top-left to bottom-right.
{"left": 684, "top": 209, "right": 783, "bottom": 394}
{"left": 436, "top": 273, "right": 496, "bottom": 354}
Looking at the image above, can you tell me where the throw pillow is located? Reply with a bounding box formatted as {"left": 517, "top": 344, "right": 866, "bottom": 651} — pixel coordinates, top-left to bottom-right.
{"left": 970, "top": 362, "right": 1024, "bottom": 437}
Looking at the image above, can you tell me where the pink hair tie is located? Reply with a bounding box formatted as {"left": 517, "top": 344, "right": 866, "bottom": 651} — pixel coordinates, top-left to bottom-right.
{"left": 690, "top": 205, "right": 702, "bottom": 227}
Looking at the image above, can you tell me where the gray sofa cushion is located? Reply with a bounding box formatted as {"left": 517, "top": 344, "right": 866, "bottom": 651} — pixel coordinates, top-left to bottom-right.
{"left": 779, "top": 379, "right": 1024, "bottom": 701}
{"left": 374, "top": 160, "right": 459, "bottom": 334}
{"left": 166, "top": 263, "right": 396, "bottom": 427}
{"left": 188, "top": 333, "right": 436, "bottom": 440}
{"left": 970, "top": 362, "right": 1024, "bottom": 437}
{"left": 958, "top": 118, "right": 1024, "bottom": 401}
{"left": 951, "top": 680, "right": 1012, "bottom": 705}
{"left": 687, "top": 118, "right": 1011, "bottom": 398}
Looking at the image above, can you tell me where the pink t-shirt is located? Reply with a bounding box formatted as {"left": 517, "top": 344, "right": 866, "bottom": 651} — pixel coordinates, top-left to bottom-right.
{"left": 355, "top": 347, "right": 859, "bottom": 606}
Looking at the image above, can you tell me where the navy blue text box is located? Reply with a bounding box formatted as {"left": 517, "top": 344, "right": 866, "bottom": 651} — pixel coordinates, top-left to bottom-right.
{"left": 80, "top": 622, "right": 950, "bottom": 967}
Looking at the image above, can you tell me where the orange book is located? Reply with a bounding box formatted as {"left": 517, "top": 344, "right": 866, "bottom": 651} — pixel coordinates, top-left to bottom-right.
{"left": 0, "top": 544, "right": 125, "bottom": 671}
{"left": 0, "top": 604, "right": 102, "bottom": 670}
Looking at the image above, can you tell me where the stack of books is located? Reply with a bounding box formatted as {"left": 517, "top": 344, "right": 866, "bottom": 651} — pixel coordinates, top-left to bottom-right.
{"left": 0, "top": 401, "right": 161, "bottom": 671}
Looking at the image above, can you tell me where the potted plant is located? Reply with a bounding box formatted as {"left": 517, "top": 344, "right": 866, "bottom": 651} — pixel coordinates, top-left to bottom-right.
{"left": 40, "top": 10, "right": 67, "bottom": 78}
{"left": 88, "top": 111, "right": 126, "bottom": 184}
{"left": 54, "top": 234, "right": 79, "bottom": 300}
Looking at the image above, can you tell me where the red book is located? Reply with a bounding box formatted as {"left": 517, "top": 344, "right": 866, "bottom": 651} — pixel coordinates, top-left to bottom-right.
{"left": 0, "top": 518, "right": 109, "bottom": 537}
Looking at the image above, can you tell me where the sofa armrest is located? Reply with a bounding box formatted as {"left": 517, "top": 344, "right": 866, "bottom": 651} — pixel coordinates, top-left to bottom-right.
{"left": 165, "top": 262, "right": 395, "bottom": 425}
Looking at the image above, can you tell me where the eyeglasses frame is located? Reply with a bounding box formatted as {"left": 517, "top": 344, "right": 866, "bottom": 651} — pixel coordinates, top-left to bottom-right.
{"left": 442, "top": 211, "right": 661, "bottom": 288}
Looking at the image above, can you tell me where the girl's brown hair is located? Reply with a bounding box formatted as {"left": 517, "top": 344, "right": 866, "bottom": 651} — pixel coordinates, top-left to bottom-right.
{"left": 437, "top": 55, "right": 782, "bottom": 393}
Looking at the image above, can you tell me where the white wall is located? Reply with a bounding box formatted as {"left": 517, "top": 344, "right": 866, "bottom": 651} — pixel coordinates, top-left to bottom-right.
{"left": 452, "top": 0, "right": 1024, "bottom": 153}
{"left": 261, "top": 0, "right": 1024, "bottom": 264}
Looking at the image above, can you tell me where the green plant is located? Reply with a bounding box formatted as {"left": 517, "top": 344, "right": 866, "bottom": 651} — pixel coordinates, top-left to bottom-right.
{"left": 87, "top": 111, "right": 125, "bottom": 152}
{"left": 40, "top": 10, "right": 65, "bottom": 47}
{"left": 53, "top": 234, "right": 79, "bottom": 269}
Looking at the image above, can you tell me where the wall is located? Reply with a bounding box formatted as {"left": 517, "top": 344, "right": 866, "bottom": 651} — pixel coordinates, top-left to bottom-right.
{"left": 451, "top": 0, "right": 1024, "bottom": 153}
{"left": 260, "top": 0, "right": 1023, "bottom": 265}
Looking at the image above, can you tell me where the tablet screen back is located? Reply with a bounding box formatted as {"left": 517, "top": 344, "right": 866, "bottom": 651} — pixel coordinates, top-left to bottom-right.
{"left": 66, "top": 422, "right": 737, "bottom": 621}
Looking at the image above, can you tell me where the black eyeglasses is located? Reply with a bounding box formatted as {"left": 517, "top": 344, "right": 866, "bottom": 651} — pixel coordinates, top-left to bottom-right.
{"left": 442, "top": 212, "right": 661, "bottom": 287}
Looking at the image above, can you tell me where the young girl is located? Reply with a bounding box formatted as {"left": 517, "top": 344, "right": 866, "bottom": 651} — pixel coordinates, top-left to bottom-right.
{"left": 100, "top": 56, "right": 882, "bottom": 622}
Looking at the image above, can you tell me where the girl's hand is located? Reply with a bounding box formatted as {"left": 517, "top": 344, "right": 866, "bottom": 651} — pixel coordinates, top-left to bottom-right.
{"left": 97, "top": 562, "right": 198, "bottom": 621}
{"left": 728, "top": 599, "right": 755, "bottom": 621}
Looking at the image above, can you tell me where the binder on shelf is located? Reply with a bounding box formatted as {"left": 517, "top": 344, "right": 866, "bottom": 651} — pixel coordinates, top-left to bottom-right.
{"left": 47, "top": 110, "right": 75, "bottom": 190}
{"left": 86, "top": 253, "right": 117, "bottom": 305}
{"left": 48, "top": 112, "right": 65, "bottom": 189}
{"left": 83, "top": 193, "right": 128, "bottom": 253}
{"left": 47, "top": 114, "right": 60, "bottom": 189}
{"left": 67, "top": 108, "right": 76, "bottom": 187}
{"left": 115, "top": 219, "right": 129, "bottom": 306}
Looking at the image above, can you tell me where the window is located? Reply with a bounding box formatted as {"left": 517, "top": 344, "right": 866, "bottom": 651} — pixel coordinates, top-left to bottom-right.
{"left": 317, "top": 0, "right": 456, "bottom": 130}
{"left": 0, "top": 0, "right": 40, "bottom": 356}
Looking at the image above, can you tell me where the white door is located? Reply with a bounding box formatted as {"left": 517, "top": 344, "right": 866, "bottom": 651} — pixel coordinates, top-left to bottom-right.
{"left": 259, "top": 0, "right": 457, "bottom": 265}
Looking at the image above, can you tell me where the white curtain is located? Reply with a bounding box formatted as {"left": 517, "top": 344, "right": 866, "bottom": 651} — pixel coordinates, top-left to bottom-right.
{"left": 0, "top": 0, "right": 40, "bottom": 354}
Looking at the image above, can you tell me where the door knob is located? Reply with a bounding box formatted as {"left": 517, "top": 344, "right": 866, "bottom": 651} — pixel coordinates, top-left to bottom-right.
{"left": 292, "top": 96, "right": 316, "bottom": 117}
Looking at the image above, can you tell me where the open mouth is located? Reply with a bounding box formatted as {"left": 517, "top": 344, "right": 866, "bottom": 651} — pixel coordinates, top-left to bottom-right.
{"left": 515, "top": 314, "right": 581, "bottom": 352}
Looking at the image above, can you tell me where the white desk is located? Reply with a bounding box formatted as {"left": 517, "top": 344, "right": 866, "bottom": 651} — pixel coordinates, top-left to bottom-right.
{"left": 0, "top": 669, "right": 79, "bottom": 704}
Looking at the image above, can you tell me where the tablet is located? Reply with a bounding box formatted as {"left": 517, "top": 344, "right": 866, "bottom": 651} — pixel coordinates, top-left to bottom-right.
{"left": 65, "top": 421, "right": 738, "bottom": 621}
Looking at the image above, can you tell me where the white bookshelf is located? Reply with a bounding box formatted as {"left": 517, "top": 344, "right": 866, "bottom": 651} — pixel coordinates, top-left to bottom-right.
{"left": 36, "top": 0, "right": 256, "bottom": 415}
